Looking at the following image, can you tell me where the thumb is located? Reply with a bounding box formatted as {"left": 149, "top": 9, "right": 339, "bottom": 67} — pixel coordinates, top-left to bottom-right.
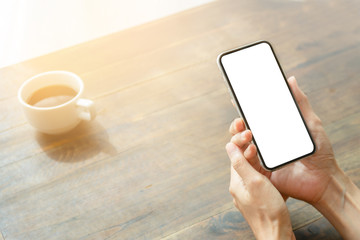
{"left": 287, "top": 76, "right": 313, "bottom": 117}
{"left": 226, "top": 142, "right": 259, "bottom": 183}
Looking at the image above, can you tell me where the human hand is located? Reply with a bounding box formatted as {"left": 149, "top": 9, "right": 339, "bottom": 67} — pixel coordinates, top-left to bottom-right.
{"left": 228, "top": 76, "right": 360, "bottom": 239}
{"left": 226, "top": 142, "right": 295, "bottom": 240}
{"left": 229, "top": 76, "right": 340, "bottom": 204}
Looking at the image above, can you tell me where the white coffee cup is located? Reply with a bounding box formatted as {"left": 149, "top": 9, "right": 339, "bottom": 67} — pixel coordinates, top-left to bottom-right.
{"left": 18, "top": 71, "right": 96, "bottom": 134}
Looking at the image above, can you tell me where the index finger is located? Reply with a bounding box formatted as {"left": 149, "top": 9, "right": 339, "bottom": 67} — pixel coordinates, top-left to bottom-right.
{"left": 226, "top": 142, "right": 259, "bottom": 183}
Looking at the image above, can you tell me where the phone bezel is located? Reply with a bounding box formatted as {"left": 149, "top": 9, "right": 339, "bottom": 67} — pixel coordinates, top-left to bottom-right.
{"left": 217, "top": 40, "right": 316, "bottom": 171}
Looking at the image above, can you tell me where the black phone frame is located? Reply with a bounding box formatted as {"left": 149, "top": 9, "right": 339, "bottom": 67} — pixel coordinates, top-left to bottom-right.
{"left": 217, "top": 40, "right": 316, "bottom": 171}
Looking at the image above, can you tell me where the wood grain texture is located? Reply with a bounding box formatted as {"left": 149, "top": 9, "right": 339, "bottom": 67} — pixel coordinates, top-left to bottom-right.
{"left": 294, "top": 217, "right": 343, "bottom": 240}
{"left": 0, "top": 0, "right": 359, "bottom": 239}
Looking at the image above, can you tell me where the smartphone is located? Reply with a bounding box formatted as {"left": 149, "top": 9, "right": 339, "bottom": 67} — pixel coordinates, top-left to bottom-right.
{"left": 217, "top": 41, "right": 315, "bottom": 170}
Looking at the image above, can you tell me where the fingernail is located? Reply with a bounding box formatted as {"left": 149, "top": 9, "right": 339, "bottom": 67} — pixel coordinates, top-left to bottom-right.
{"left": 241, "top": 130, "right": 249, "bottom": 140}
{"left": 289, "top": 76, "right": 297, "bottom": 85}
{"left": 240, "top": 131, "right": 246, "bottom": 139}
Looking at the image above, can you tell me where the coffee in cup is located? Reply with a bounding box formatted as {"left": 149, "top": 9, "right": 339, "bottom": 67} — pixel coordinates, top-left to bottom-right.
{"left": 18, "top": 71, "right": 96, "bottom": 134}
{"left": 27, "top": 85, "right": 78, "bottom": 108}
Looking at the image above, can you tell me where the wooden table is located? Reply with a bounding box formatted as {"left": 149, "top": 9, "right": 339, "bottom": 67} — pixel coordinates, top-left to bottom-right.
{"left": 1, "top": 0, "right": 359, "bottom": 239}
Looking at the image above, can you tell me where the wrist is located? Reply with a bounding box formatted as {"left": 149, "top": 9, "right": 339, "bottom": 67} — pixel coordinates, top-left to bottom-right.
{"left": 313, "top": 167, "right": 360, "bottom": 238}
{"left": 313, "top": 167, "right": 349, "bottom": 207}
{"left": 313, "top": 167, "right": 359, "bottom": 210}
{"left": 250, "top": 209, "right": 294, "bottom": 240}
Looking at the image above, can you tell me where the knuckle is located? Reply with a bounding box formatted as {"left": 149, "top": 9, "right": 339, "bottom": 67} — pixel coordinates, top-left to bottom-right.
{"left": 230, "top": 134, "right": 238, "bottom": 144}
{"left": 248, "top": 175, "right": 263, "bottom": 187}
{"left": 299, "top": 93, "right": 309, "bottom": 106}
{"left": 313, "top": 114, "right": 322, "bottom": 125}
{"left": 301, "top": 91, "right": 309, "bottom": 100}
{"left": 309, "top": 114, "right": 322, "bottom": 127}
{"left": 233, "top": 132, "right": 241, "bottom": 140}
{"left": 229, "top": 186, "right": 235, "bottom": 196}
{"left": 233, "top": 199, "right": 239, "bottom": 209}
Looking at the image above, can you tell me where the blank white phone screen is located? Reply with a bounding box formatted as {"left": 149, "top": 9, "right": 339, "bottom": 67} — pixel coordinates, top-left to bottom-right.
{"left": 220, "top": 42, "right": 314, "bottom": 169}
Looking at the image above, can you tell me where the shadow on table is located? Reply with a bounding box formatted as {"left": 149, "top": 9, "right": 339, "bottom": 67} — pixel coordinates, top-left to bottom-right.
{"left": 35, "top": 120, "right": 117, "bottom": 162}
{"left": 294, "top": 216, "right": 343, "bottom": 240}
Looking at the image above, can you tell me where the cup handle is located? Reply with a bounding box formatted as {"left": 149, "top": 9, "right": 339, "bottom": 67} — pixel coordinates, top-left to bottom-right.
{"left": 76, "top": 98, "right": 96, "bottom": 121}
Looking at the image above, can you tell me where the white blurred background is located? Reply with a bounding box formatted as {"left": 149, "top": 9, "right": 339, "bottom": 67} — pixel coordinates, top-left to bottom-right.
{"left": 0, "top": 0, "right": 212, "bottom": 68}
